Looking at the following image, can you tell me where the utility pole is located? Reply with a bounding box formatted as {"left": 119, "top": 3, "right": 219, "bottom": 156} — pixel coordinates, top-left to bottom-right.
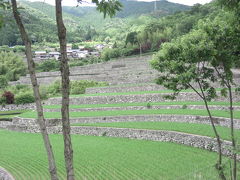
{"left": 154, "top": 0, "right": 157, "bottom": 11}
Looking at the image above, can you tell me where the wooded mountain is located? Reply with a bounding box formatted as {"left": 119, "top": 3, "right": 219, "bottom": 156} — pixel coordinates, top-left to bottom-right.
{"left": 0, "top": 0, "right": 190, "bottom": 46}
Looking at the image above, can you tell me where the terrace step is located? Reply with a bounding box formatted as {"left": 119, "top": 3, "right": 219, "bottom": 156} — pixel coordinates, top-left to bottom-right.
{"left": 5, "top": 124, "right": 236, "bottom": 159}
{"left": 44, "top": 105, "right": 240, "bottom": 112}
{"left": 0, "top": 121, "right": 13, "bottom": 129}
{"left": 10, "top": 55, "right": 155, "bottom": 85}
{"left": 85, "top": 83, "right": 166, "bottom": 94}
{"left": 12, "top": 115, "right": 240, "bottom": 129}
{"left": 45, "top": 92, "right": 240, "bottom": 105}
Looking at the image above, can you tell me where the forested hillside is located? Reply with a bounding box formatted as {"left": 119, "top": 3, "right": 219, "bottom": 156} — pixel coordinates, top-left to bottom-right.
{"left": 0, "top": 0, "right": 190, "bottom": 46}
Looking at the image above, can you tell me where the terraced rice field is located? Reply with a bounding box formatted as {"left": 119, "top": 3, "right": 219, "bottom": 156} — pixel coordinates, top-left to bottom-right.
{"left": 2, "top": 56, "right": 240, "bottom": 179}
{"left": 72, "top": 121, "right": 240, "bottom": 141}
{"left": 0, "top": 110, "right": 28, "bottom": 120}
{"left": 64, "top": 88, "right": 232, "bottom": 97}
{"left": 0, "top": 130, "right": 236, "bottom": 180}
{"left": 43, "top": 101, "right": 240, "bottom": 109}
{"left": 20, "top": 108, "right": 240, "bottom": 119}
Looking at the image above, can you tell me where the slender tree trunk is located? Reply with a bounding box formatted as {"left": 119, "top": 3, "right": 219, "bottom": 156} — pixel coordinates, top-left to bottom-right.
{"left": 139, "top": 43, "right": 142, "bottom": 56}
{"left": 55, "top": 1, "right": 74, "bottom": 179}
{"left": 227, "top": 85, "right": 237, "bottom": 180}
{"left": 11, "top": 1, "right": 59, "bottom": 180}
{"left": 197, "top": 81, "right": 225, "bottom": 180}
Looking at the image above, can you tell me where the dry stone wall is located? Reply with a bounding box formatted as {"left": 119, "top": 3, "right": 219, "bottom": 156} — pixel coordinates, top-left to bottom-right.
{"left": 10, "top": 55, "right": 155, "bottom": 85}
{"left": 5, "top": 125, "right": 237, "bottom": 159}
{"left": 44, "top": 105, "right": 240, "bottom": 112}
{"left": 45, "top": 92, "right": 240, "bottom": 105}
{"left": 0, "top": 167, "right": 15, "bottom": 180}
{"left": 0, "top": 104, "right": 35, "bottom": 111}
{"left": 11, "top": 115, "right": 240, "bottom": 129}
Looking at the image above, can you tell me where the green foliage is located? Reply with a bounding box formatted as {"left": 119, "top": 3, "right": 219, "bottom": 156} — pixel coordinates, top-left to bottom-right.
{"left": 152, "top": 7, "right": 240, "bottom": 104}
{"left": 0, "top": 96, "right": 6, "bottom": 105}
{"left": 0, "top": 75, "right": 7, "bottom": 89}
{"left": 36, "top": 60, "right": 60, "bottom": 72}
{"left": 0, "top": 51, "right": 26, "bottom": 86}
{"left": 0, "top": 0, "right": 191, "bottom": 46}
{"left": 125, "top": 32, "right": 138, "bottom": 45}
{"left": 46, "top": 80, "right": 61, "bottom": 96}
{"left": 70, "top": 80, "right": 108, "bottom": 95}
{"left": 217, "top": 0, "right": 240, "bottom": 15}
{"left": 101, "top": 48, "right": 121, "bottom": 61}
{"left": 151, "top": 28, "right": 217, "bottom": 100}
{"left": 146, "top": 102, "right": 152, "bottom": 109}
{"left": 44, "top": 80, "right": 108, "bottom": 97}
{"left": 72, "top": 43, "right": 79, "bottom": 49}
{"left": 69, "top": 57, "right": 101, "bottom": 67}
{"left": 15, "top": 92, "right": 35, "bottom": 105}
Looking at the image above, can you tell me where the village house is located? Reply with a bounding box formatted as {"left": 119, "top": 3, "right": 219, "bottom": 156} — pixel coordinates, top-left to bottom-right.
{"left": 34, "top": 51, "right": 48, "bottom": 58}
{"left": 49, "top": 52, "right": 60, "bottom": 60}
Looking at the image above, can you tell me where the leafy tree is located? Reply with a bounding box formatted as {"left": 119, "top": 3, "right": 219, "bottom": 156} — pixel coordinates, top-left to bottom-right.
{"left": 125, "top": 31, "right": 138, "bottom": 45}
{"left": 36, "top": 60, "right": 60, "bottom": 72}
{"left": 0, "top": 51, "right": 26, "bottom": 82}
{"left": 152, "top": 10, "right": 240, "bottom": 179}
{"left": 198, "top": 12, "right": 240, "bottom": 180}
{"left": 0, "top": 75, "right": 8, "bottom": 89}
{"left": 217, "top": 0, "right": 240, "bottom": 15}
{"left": 151, "top": 29, "right": 227, "bottom": 179}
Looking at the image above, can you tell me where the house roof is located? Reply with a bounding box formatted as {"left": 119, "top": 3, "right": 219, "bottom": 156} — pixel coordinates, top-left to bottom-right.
{"left": 35, "top": 51, "right": 46, "bottom": 54}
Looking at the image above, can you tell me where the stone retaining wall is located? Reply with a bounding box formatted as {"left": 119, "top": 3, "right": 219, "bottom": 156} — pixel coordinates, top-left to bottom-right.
{"left": 0, "top": 103, "right": 35, "bottom": 111}
{"left": 11, "top": 70, "right": 157, "bottom": 86}
{"left": 43, "top": 105, "right": 240, "bottom": 112}
{"left": 0, "top": 167, "right": 15, "bottom": 180}
{"left": 85, "top": 83, "right": 165, "bottom": 94}
{"left": 0, "top": 121, "right": 13, "bottom": 129}
{"left": 45, "top": 92, "right": 240, "bottom": 105}
{"left": 12, "top": 115, "right": 240, "bottom": 129}
{"left": 12, "top": 117, "right": 60, "bottom": 127}
{"left": 10, "top": 55, "right": 154, "bottom": 85}
{"left": 6, "top": 125, "right": 236, "bottom": 159}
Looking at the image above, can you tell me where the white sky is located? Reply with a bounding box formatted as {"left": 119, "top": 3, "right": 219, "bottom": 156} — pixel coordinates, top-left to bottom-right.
{"left": 27, "top": 0, "right": 212, "bottom": 6}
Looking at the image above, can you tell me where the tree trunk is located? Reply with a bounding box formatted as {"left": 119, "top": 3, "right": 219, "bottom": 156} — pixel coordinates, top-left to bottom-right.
{"left": 11, "top": 1, "right": 59, "bottom": 180}
{"left": 55, "top": 1, "right": 74, "bottom": 179}
{"left": 197, "top": 81, "right": 225, "bottom": 180}
{"left": 227, "top": 85, "right": 237, "bottom": 180}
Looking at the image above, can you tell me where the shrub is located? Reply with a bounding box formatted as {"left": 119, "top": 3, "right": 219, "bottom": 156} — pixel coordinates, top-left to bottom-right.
{"left": 2, "top": 91, "right": 14, "bottom": 104}
{"left": 0, "top": 96, "right": 6, "bottom": 105}
{"left": 0, "top": 76, "right": 8, "bottom": 89}
{"left": 0, "top": 51, "right": 26, "bottom": 82}
{"left": 182, "top": 104, "right": 188, "bottom": 109}
{"left": 70, "top": 80, "right": 108, "bottom": 95}
{"left": 146, "top": 102, "right": 152, "bottom": 109}
{"left": 39, "top": 86, "right": 48, "bottom": 100}
{"left": 36, "top": 60, "right": 60, "bottom": 72}
{"left": 15, "top": 92, "right": 35, "bottom": 105}
{"left": 101, "top": 48, "right": 121, "bottom": 61}
{"left": 46, "top": 80, "right": 61, "bottom": 96}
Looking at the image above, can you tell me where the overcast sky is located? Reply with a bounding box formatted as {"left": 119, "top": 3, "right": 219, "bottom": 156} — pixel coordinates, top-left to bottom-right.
{"left": 27, "top": 0, "right": 212, "bottom": 6}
